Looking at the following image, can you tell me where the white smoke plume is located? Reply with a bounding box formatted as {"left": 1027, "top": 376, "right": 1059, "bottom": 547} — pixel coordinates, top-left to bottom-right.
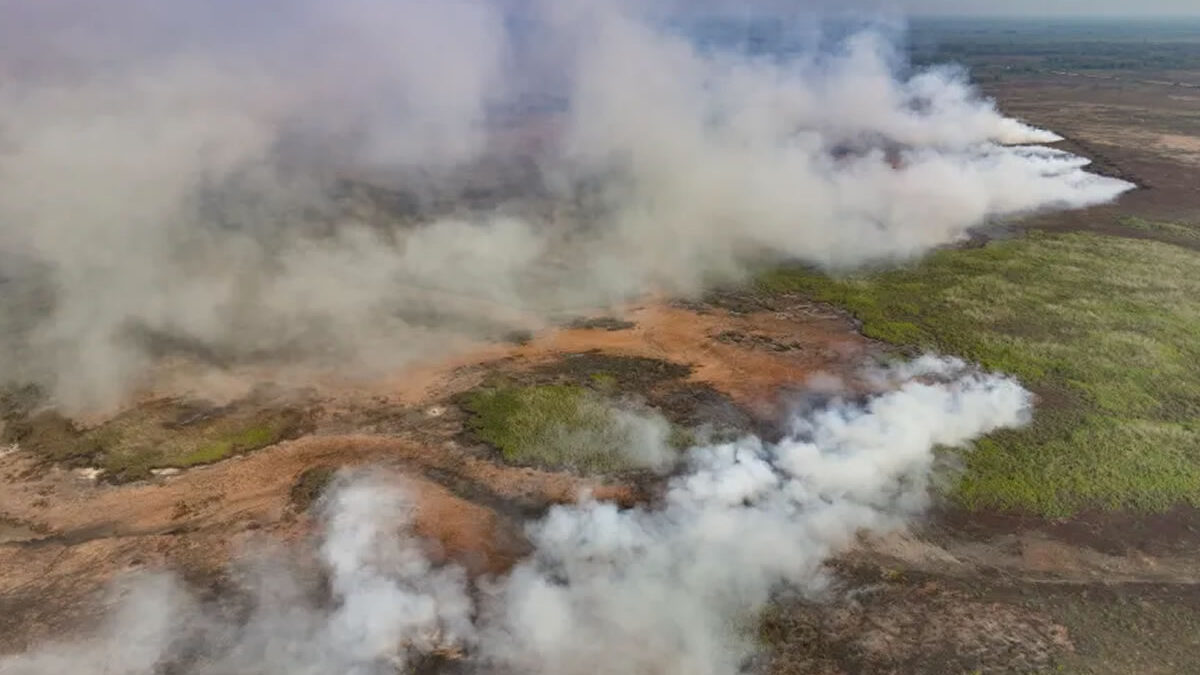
{"left": 0, "top": 357, "right": 1032, "bottom": 674}
{"left": 0, "top": 0, "right": 1132, "bottom": 410}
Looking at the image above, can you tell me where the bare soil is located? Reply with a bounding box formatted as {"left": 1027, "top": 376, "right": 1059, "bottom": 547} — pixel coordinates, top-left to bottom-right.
{"left": 0, "top": 293, "right": 873, "bottom": 656}
{"left": 4, "top": 67, "right": 1200, "bottom": 674}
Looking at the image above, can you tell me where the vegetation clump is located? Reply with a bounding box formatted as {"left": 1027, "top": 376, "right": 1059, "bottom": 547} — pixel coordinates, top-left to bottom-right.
{"left": 758, "top": 231, "right": 1200, "bottom": 516}
{"left": 289, "top": 465, "right": 338, "bottom": 512}
{"left": 459, "top": 382, "right": 678, "bottom": 474}
{"left": 2, "top": 396, "right": 309, "bottom": 482}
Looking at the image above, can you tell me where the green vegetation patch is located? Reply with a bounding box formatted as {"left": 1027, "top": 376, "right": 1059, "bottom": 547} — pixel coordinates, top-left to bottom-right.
{"left": 459, "top": 382, "right": 678, "bottom": 474}
{"left": 2, "top": 397, "right": 309, "bottom": 482}
{"left": 290, "top": 465, "right": 338, "bottom": 512}
{"left": 1118, "top": 216, "right": 1200, "bottom": 244}
{"left": 527, "top": 352, "right": 753, "bottom": 431}
{"left": 759, "top": 231, "right": 1200, "bottom": 516}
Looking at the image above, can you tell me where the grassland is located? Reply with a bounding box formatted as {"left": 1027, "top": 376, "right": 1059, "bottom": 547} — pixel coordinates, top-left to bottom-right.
{"left": 459, "top": 382, "right": 680, "bottom": 474}
{"left": 1119, "top": 216, "right": 1200, "bottom": 244}
{"left": 2, "top": 398, "right": 307, "bottom": 482}
{"left": 758, "top": 231, "right": 1200, "bottom": 516}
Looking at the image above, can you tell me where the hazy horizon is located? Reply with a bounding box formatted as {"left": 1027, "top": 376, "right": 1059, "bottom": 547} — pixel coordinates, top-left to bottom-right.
{"left": 898, "top": 0, "right": 1200, "bottom": 17}
{"left": 680, "top": 0, "right": 1200, "bottom": 19}
{"left": 665, "top": 1, "right": 1200, "bottom": 26}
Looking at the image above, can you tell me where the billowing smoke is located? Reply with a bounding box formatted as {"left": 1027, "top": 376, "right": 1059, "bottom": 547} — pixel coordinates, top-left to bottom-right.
{"left": 0, "top": 357, "right": 1032, "bottom": 674}
{"left": 0, "top": 0, "right": 1132, "bottom": 410}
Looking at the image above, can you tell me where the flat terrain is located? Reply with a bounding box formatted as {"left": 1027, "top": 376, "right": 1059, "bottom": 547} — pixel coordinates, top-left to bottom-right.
{"left": 761, "top": 231, "right": 1200, "bottom": 516}
{"left": 757, "top": 25, "right": 1200, "bottom": 671}
{"left": 4, "top": 22, "right": 1200, "bottom": 674}
{"left": 0, "top": 297, "right": 872, "bottom": 654}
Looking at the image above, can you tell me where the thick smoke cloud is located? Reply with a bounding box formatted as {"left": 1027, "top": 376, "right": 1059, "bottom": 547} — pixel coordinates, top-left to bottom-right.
{"left": 0, "top": 357, "right": 1032, "bottom": 674}
{"left": 0, "top": 0, "right": 1131, "bottom": 409}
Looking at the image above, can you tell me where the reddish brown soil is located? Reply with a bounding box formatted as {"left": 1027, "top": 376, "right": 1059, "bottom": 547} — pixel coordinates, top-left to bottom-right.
{"left": 0, "top": 295, "right": 873, "bottom": 655}
{"left": 5, "top": 69, "right": 1200, "bottom": 672}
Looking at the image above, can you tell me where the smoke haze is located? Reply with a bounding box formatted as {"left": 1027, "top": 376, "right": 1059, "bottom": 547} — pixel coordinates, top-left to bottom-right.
{"left": 0, "top": 357, "right": 1032, "bottom": 674}
{"left": 0, "top": 0, "right": 1134, "bottom": 411}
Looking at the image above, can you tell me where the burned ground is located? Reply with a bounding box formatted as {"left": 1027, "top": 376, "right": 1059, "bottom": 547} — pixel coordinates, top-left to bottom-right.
{"left": 3, "top": 25, "right": 1200, "bottom": 675}
{"left": 0, "top": 294, "right": 871, "bottom": 657}
{"left": 756, "top": 41, "right": 1200, "bottom": 672}
{"left": 763, "top": 562, "right": 1200, "bottom": 675}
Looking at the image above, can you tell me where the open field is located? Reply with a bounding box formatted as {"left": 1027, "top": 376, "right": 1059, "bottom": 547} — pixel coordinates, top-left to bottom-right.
{"left": 0, "top": 297, "right": 871, "bottom": 654}
{"left": 758, "top": 231, "right": 1200, "bottom": 516}
{"left": 911, "top": 18, "right": 1200, "bottom": 75}
{"left": 1, "top": 388, "right": 312, "bottom": 483}
{"left": 3, "top": 17, "right": 1200, "bottom": 675}
{"left": 921, "top": 21, "right": 1200, "bottom": 520}
{"left": 755, "top": 20, "right": 1200, "bottom": 672}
